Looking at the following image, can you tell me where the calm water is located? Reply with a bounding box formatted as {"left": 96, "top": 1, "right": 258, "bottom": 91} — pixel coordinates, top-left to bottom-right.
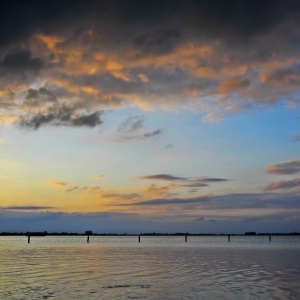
{"left": 0, "top": 236, "right": 300, "bottom": 299}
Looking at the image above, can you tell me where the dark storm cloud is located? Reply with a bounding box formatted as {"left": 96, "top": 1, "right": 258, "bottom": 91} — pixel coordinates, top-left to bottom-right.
{"left": 24, "top": 87, "right": 57, "bottom": 107}
{"left": 0, "top": 0, "right": 93, "bottom": 49}
{"left": 1, "top": 0, "right": 298, "bottom": 51}
{"left": 0, "top": 0, "right": 300, "bottom": 123}
{"left": 18, "top": 104, "right": 104, "bottom": 129}
{"left": 266, "top": 160, "right": 300, "bottom": 174}
{"left": 116, "top": 0, "right": 299, "bottom": 46}
{"left": 133, "top": 29, "right": 181, "bottom": 55}
{"left": 0, "top": 50, "right": 44, "bottom": 83}
{"left": 72, "top": 112, "right": 103, "bottom": 127}
{"left": 0, "top": 50, "right": 44, "bottom": 72}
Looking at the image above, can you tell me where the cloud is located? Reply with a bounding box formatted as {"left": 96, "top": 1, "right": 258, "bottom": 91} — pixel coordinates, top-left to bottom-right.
{"left": 66, "top": 186, "right": 79, "bottom": 192}
{"left": 181, "top": 182, "right": 208, "bottom": 188}
{"left": 118, "top": 115, "right": 144, "bottom": 132}
{"left": 0, "top": 210, "right": 145, "bottom": 233}
{"left": 138, "top": 175, "right": 227, "bottom": 188}
{"left": 66, "top": 185, "right": 102, "bottom": 193}
{"left": 48, "top": 178, "right": 105, "bottom": 194}
{"left": 138, "top": 174, "right": 186, "bottom": 181}
{"left": 218, "top": 77, "right": 250, "bottom": 94}
{"left": 72, "top": 111, "right": 103, "bottom": 127}
{"left": 144, "top": 129, "right": 161, "bottom": 137}
{"left": 196, "top": 178, "right": 227, "bottom": 182}
{"left": 17, "top": 104, "right": 104, "bottom": 129}
{"left": 201, "top": 193, "right": 300, "bottom": 210}
{"left": 48, "top": 178, "right": 102, "bottom": 193}
{"left": 49, "top": 179, "right": 67, "bottom": 188}
{"left": 0, "top": 50, "right": 44, "bottom": 74}
{"left": 23, "top": 88, "right": 57, "bottom": 107}
{"left": 113, "top": 115, "right": 162, "bottom": 141}
{"left": 0, "top": 1, "right": 299, "bottom": 123}
{"left": 0, "top": 208, "right": 299, "bottom": 234}
{"left": 118, "top": 192, "right": 300, "bottom": 211}
{"left": 93, "top": 174, "right": 106, "bottom": 179}
{"left": 294, "top": 136, "right": 300, "bottom": 142}
{"left": 143, "top": 184, "right": 174, "bottom": 197}
{"left": 138, "top": 174, "right": 227, "bottom": 194}
{"left": 266, "top": 160, "right": 300, "bottom": 174}
{"left": 260, "top": 64, "right": 300, "bottom": 89}
{"left": 134, "top": 28, "right": 181, "bottom": 55}
{"left": 124, "top": 195, "right": 211, "bottom": 206}
{"left": 0, "top": 1, "right": 296, "bottom": 51}
{"left": 113, "top": 128, "right": 162, "bottom": 142}
{"left": 1, "top": 206, "right": 53, "bottom": 210}
{"left": 265, "top": 178, "right": 300, "bottom": 190}
{"left": 102, "top": 192, "right": 140, "bottom": 200}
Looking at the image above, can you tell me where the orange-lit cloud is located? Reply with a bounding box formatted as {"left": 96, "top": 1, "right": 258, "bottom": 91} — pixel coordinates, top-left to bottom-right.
{"left": 0, "top": 0, "right": 298, "bottom": 126}
{"left": 266, "top": 161, "right": 300, "bottom": 175}
{"left": 143, "top": 184, "right": 174, "bottom": 198}
{"left": 93, "top": 174, "right": 106, "bottom": 179}
{"left": 2, "top": 33, "right": 300, "bottom": 124}
{"left": 49, "top": 179, "right": 67, "bottom": 188}
{"left": 218, "top": 77, "right": 250, "bottom": 94}
{"left": 36, "top": 34, "right": 64, "bottom": 51}
{"left": 265, "top": 178, "right": 300, "bottom": 191}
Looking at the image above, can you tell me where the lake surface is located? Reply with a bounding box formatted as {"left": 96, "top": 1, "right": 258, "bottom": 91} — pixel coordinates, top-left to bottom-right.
{"left": 1, "top": 236, "right": 300, "bottom": 299}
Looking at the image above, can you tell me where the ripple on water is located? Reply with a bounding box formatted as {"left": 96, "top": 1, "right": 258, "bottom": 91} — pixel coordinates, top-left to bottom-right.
{"left": 0, "top": 236, "right": 300, "bottom": 299}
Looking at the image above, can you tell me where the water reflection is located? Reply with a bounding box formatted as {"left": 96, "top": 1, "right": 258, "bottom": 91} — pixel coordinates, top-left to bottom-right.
{"left": 0, "top": 236, "right": 299, "bottom": 299}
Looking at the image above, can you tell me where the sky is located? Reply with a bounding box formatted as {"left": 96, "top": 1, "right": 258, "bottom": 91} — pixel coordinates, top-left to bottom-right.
{"left": 0, "top": 0, "right": 300, "bottom": 234}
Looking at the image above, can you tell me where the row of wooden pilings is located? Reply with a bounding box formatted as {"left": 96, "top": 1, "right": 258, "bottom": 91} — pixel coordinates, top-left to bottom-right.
{"left": 88, "top": 234, "right": 273, "bottom": 243}
{"left": 27, "top": 234, "right": 273, "bottom": 243}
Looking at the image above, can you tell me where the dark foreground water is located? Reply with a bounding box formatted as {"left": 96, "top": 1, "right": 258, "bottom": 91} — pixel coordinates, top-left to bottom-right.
{"left": 0, "top": 236, "right": 300, "bottom": 299}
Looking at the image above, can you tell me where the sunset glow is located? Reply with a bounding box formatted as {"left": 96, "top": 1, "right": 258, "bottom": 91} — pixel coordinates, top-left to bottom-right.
{"left": 1, "top": 0, "right": 300, "bottom": 233}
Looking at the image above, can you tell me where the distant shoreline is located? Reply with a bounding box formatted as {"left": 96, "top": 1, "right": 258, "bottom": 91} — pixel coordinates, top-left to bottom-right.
{"left": 1, "top": 232, "right": 299, "bottom": 236}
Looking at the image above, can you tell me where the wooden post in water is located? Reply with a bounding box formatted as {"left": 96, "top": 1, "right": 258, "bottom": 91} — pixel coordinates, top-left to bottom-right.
{"left": 87, "top": 236, "right": 90, "bottom": 243}
{"left": 228, "top": 234, "right": 230, "bottom": 242}
{"left": 138, "top": 235, "right": 140, "bottom": 243}
{"left": 185, "top": 234, "right": 187, "bottom": 242}
{"left": 269, "top": 234, "right": 271, "bottom": 242}
{"left": 27, "top": 235, "right": 30, "bottom": 243}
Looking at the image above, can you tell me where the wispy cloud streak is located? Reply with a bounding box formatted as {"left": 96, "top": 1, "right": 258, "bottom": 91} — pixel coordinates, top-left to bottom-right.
{"left": 266, "top": 161, "right": 300, "bottom": 175}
